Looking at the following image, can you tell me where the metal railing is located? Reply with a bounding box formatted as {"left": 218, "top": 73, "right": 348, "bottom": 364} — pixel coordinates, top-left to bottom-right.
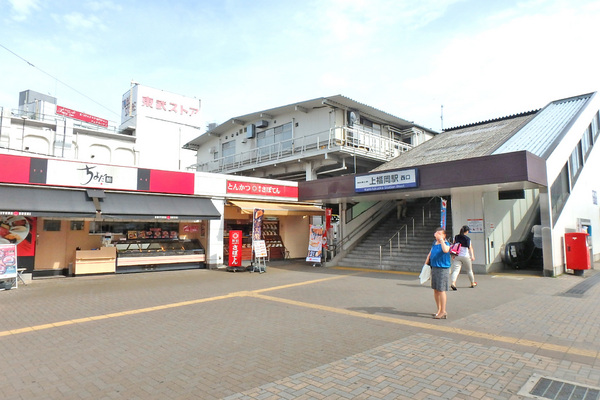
{"left": 379, "top": 218, "right": 415, "bottom": 268}
{"left": 329, "top": 200, "right": 393, "bottom": 259}
{"left": 191, "top": 125, "right": 412, "bottom": 173}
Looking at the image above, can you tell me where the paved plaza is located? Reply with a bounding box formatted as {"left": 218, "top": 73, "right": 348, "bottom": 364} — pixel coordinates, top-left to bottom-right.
{"left": 1, "top": 262, "right": 599, "bottom": 399}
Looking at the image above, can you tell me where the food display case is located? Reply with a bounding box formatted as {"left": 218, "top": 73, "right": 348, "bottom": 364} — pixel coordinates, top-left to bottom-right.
{"left": 115, "top": 239, "right": 206, "bottom": 272}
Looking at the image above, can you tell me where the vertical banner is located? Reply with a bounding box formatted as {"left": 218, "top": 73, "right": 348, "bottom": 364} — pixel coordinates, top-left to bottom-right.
{"left": 252, "top": 209, "right": 264, "bottom": 243}
{"left": 323, "top": 208, "right": 332, "bottom": 250}
{"left": 228, "top": 230, "right": 242, "bottom": 267}
{"left": 0, "top": 244, "right": 18, "bottom": 282}
{"left": 440, "top": 198, "right": 447, "bottom": 230}
{"left": 306, "top": 225, "right": 324, "bottom": 262}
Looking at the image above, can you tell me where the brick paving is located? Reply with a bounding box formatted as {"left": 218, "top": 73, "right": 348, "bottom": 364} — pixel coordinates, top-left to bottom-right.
{"left": 1, "top": 262, "right": 599, "bottom": 399}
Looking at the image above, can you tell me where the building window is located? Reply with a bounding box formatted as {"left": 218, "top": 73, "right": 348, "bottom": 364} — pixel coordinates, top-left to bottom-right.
{"left": 222, "top": 141, "right": 235, "bottom": 165}
{"left": 257, "top": 122, "right": 292, "bottom": 153}
{"left": 569, "top": 141, "right": 583, "bottom": 183}
{"left": 70, "top": 221, "right": 84, "bottom": 231}
{"left": 43, "top": 220, "right": 61, "bottom": 231}
{"left": 582, "top": 126, "right": 593, "bottom": 160}
{"left": 550, "top": 163, "right": 570, "bottom": 226}
{"left": 592, "top": 111, "right": 599, "bottom": 141}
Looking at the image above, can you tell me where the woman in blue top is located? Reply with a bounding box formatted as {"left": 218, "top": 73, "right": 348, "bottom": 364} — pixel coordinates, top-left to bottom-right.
{"left": 425, "top": 227, "right": 451, "bottom": 319}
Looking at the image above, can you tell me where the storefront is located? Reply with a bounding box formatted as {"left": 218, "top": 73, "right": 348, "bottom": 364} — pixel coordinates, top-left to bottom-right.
{"left": 0, "top": 154, "right": 220, "bottom": 277}
{"left": 224, "top": 200, "right": 325, "bottom": 263}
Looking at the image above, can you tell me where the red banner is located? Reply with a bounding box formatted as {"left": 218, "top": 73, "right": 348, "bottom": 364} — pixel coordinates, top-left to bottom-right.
{"left": 228, "top": 230, "right": 242, "bottom": 267}
{"left": 226, "top": 180, "right": 298, "bottom": 199}
{"left": 56, "top": 105, "right": 109, "bottom": 128}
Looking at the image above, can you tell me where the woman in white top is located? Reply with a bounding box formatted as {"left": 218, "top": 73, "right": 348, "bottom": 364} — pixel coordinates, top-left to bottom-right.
{"left": 450, "top": 225, "right": 476, "bottom": 290}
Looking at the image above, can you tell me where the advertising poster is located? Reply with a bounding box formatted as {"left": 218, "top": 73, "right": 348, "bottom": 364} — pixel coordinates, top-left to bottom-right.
{"left": 0, "top": 216, "right": 36, "bottom": 257}
{"left": 306, "top": 225, "right": 324, "bottom": 262}
{"left": 0, "top": 244, "right": 18, "bottom": 282}
{"left": 228, "top": 230, "right": 242, "bottom": 267}
{"left": 252, "top": 209, "right": 264, "bottom": 242}
{"left": 440, "top": 198, "right": 447, "bottom": 230}
{"left": 466, "top": 219, "right": 484, "bottom": 233}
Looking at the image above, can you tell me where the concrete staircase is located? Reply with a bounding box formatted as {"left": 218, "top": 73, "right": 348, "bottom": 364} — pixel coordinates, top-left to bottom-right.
{"left": 336, "top": 198, "right": 452, "bottom": 272}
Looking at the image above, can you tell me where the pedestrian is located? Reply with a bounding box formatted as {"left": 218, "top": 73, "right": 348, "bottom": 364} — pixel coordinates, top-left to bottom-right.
{"left": 450, "top": 225, "right": 476, "bottom": 290}
{"left": 396, "top": 199, "right": 407, "bottom": 219}
{"left": 425, "top": 227, "right": 451, "bottom": 319}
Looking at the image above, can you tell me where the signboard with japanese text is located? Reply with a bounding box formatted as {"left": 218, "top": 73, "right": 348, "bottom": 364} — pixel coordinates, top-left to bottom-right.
{"left": 121, "top": 85, "right": 201, "bottom": 127}
{"left": 354, "top": 169, "right": 418, "bottom": 193}
{"left": 228, "top": 230, "right": 242, "bottom": 267}
{"left": 226, "top": 180, "right": 298, "bottom": 199}
{"left": 0, "top": 244, "right": 18, "bottom": 283}
{"left": 56, "top": 106, "right": 109, "bottom": 128}
{"left": 466, "top": 219, "right": 484, "bottom": 233}
{"left": 253, "top": 240, "right": 267, "bottom": 258}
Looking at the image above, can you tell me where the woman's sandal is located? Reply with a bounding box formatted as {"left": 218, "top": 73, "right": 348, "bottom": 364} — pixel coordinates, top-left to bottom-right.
{"left": 433, "top": 312, "right": 447, "bottom": 319}
{"left": 470, "top": 282, "right": 477, "bottom": 288}
{"left": 451, "top": 284, "right": 457, "bottom": 291}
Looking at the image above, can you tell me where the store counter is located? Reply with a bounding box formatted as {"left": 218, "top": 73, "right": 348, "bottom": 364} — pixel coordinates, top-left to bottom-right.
{"left": 115, "top": 239, "right": 205, "bottom": 272}
{"left": 74, "top": 247, "right": 117, "bottom": 275}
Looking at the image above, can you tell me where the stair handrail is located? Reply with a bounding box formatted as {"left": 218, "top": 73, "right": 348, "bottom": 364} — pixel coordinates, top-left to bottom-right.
{"left": 421, "top": 197, "right": 437, "bottom": 226}
{"left": 379, "top": 220, "right": 414, "bottom": 268}
{"left": 330, "top": 200, "right": 393, "bottom": 257}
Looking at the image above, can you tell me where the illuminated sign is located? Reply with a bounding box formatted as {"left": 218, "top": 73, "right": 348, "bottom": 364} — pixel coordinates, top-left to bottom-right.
{"left": 355, "top": 169, "right": 418, "bottom": 193}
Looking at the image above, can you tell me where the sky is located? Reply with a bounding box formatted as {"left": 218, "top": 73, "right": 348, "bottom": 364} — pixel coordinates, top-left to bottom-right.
{"left": 1, "top": 0, "right": 599, "bottom": 139}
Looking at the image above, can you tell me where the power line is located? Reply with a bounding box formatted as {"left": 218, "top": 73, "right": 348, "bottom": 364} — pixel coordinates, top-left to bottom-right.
{"left": 0, "top": 42, "right": 120, "bottom": 117}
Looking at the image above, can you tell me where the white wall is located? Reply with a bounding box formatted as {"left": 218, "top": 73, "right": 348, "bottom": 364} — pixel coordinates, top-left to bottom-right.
{"left": 451, "top": 187, "right": 539, "bottom": 273}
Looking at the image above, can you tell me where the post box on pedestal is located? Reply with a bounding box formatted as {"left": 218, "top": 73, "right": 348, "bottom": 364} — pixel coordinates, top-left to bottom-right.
{"left": 565, "top": 232, "right": 591, "bottom": 276}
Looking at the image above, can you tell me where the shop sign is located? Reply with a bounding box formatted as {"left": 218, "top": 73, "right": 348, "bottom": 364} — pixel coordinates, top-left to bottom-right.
{"left": 226, "top": 180, "right": 298, "bottom": 199}
{"left": 46, "top": 159, "right": 138, "bottom": 190}
{"left": 354, "top": 168, "right": 418, "bottom": 193}
{"left": 0, "top": 244, "right": 18, "bottom": 282}
{"left": 228, "top": 230, "right": 242, "bottom": 267}
{"left": 121, "top": 85, "right": 201, "bottom": 126}
{"left": 56, "top": 105, "right": 109, "bottom": 128}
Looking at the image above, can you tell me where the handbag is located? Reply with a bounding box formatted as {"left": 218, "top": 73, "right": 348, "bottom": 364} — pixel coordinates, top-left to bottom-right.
{"left": 419, "top": 263, "right": 431, "bottom": 284}
{"left": 450, "top": 242, "right": 461, "bottom": 256}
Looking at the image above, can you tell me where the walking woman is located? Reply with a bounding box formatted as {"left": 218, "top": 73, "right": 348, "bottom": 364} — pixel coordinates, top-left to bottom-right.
{"left": 450, "top": 225, "right": 476, "bottom": 290}
{"left": 425, "top": 227, "right": 451, "bottom": 319}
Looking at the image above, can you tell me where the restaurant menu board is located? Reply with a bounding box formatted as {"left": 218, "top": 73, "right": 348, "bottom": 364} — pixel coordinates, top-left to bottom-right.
{"left": 253, "top": 240, "right": 267, "bottom": 258}
{"left": 0, "top": 244, "right": 17, "bottom": 281}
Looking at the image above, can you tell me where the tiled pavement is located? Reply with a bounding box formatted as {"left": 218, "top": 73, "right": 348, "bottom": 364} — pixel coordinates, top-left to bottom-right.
{"left": 1, "top": 262, "right": 599, "bottom": 399}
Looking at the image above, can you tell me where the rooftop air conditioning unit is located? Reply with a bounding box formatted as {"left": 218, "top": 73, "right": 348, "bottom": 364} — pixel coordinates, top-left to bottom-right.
{"left": 256, "top": 120, "right": 268, "bottom": 128}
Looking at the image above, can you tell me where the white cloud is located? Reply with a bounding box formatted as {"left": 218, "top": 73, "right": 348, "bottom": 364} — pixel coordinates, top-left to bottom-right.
{"left": 8, "top": 0, "right": 40, "bottom": 21}
{"left": 60, "top": 12, "right": 107, "bottom": 31}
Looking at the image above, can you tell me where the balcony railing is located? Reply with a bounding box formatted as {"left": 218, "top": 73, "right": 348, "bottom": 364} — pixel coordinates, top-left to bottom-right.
{"left": 190, "top": 125, "right": 412, "bottom": 173}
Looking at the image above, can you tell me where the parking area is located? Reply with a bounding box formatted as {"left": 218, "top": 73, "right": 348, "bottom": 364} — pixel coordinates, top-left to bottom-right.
{"left": 1, "top": 262, "right": 599, "bottom": 399}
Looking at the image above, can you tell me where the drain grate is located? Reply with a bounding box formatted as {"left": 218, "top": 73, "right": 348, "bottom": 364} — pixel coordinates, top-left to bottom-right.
{"left": 519, "top": 374, "right": 600, "bottom": 400}
{"left": 561, "top": 272, "right": 600, "bottom": 297}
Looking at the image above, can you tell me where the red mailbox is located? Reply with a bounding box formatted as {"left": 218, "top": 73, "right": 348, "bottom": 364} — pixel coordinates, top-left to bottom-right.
{"left": 565, "top": 232, "right": 591, "bottom": 275}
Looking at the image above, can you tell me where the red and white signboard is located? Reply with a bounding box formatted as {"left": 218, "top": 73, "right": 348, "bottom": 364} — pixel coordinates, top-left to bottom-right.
{"left": 228, "top": 230, "right": 242, "bottom": 267}
{"left": 226, "top": 180, "right": 298, "bottom": 199}
{"left": 56, "top": 106, "right": 109, "bottom": 127}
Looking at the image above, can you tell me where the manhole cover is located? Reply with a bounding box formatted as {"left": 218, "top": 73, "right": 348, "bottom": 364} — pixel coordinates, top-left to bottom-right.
{"left": 519, "top": 374, "right": 600, "bottom": 399}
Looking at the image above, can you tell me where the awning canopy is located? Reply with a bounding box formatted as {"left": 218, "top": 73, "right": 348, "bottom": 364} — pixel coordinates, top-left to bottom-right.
{"left": 99, "top": 192, "right": 221, "bottom": 220}
{"left": 0, "top": 186, "right": 97, "bottom": 218}
{"left": 229, "top": 200, "right": 324, "bottom": 216}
